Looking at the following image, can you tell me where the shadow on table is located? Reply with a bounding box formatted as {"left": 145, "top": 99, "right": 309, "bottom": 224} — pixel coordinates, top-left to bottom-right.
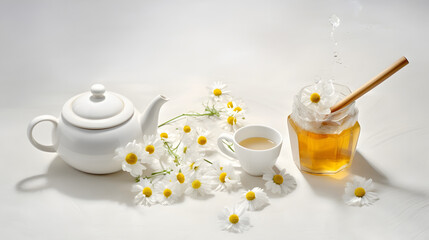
{"left": 301, "top": 151, "right": 385, "bottom": 202}
{"left": 239, "top": 171, "right": 266, "bottom": 190}
{"left": 15, "top": 156, "right": 135, "bottom": 206}
{"left": 302, "top": 151, "right": 426, "bottom": 201}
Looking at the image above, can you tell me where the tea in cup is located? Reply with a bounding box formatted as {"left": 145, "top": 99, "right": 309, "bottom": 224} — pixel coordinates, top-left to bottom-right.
{"left": 217, "top": 125, "right": 283, "bottom": 176}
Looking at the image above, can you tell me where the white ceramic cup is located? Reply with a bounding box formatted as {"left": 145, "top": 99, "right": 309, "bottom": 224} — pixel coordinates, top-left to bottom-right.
{"left": 217, "top": 125, "right": 283, "bottom": 176}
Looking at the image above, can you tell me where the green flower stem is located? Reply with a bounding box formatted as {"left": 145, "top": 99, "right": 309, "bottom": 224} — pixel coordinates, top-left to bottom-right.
{"left": 173, "top": 140, "right": 182, "bottom": 150}
{"left": 136, "top": 169, "right": 172, "bottom": 182}
{"left": 163, "top": 141, "right": 180, "bottom": 165}
{"left": 158, "top": 113, "right": 216, "bottom": 128}
{"left": 222, "top": 139, "right": 235, "bottom": 152}
{"left": 158, "top": 104, "right": 220, "bottom": 128}
{"left": 151, "top": 169, "right": 172, "bottom": 175}
{"left": 204, "top": 158, "right": 213, "bottom": 164}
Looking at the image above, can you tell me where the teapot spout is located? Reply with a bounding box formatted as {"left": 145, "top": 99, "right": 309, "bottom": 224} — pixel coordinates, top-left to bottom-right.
{"left": 140, "top": 95, "right": 169, "bottom": 136}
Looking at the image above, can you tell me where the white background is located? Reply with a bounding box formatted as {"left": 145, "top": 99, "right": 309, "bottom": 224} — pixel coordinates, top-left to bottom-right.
{"left": 1, "top": 0, "right": 428, "bottom": 239}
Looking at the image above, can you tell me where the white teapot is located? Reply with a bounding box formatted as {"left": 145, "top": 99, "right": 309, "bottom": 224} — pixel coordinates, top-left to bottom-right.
{"left": 27, "top": 84, "right": 168, "bottom": 174}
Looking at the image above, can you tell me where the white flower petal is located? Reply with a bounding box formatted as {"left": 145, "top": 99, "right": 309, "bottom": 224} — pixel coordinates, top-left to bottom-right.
{"left": 343, "top": 177, "right": 379, "bottom": 207}
{"left": 218, "top": 204, "right": 251, "bottom": 233}
{"left": 131, "top": 184, "right": 142, "bottom": 192}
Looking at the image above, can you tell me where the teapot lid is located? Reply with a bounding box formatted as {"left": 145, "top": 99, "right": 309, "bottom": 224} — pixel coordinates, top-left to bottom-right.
{"left": 62, "top": 84, "right": 134, "bottom": 129}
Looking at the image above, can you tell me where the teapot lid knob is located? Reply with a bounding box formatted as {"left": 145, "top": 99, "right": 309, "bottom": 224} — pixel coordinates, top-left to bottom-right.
{"left": 91, "top": 84, "right": 105, "bottom": 98}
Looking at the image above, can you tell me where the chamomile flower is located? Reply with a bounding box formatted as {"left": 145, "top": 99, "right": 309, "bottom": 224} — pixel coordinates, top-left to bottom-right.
{"left": 141, "top": 135, "right": 164, "bottom": 163}
{"left": 177, "top": 119, "right": 195, "bottom": 146}
{"left": 211, "top": 161, "right": 240, "bottom": 192}
{"left": 263, "top": 169, "right": 297, "bottom": 195}
{"left": 158, "top": 129, "right": 180, "bottom": 168}
{"left": 165, "top": 167, "right": 189, "bottom": 196}
{"left": 301, "top": 79, "right": 340, "bottom": 114}
{"left": 114, "top": 140, "right": 146, "bottom": 177}
{"left": 220, "top": 111, "right": 244, "bottom": 132}
{"left": 155, "top": 180, "right": 180, "bottom": 205}
{"left": 224, "top": 98, "right": 246, "bottom": 115}
{"left": 209, "top": 81, "right": 230, "bottom": 102}
{"left": 182, "top": 153, "right": 208, "bottom": 179}
{"left": 158, "top": 129, "right": 178, "bottom": 144}
{"left": 185, "top": 174, "right": 214, "bottom": 198}
{"left": 239, "top": 187, "right": 270, "bottom": 211}
{"left": 132, "top": 178, "right": 157, "bottom": 206}
{"left": 343, "top": 177, "right": 379, "bottom": 207}
{"left": 218, "top": 204, "right": 251, "bottom": 233}
{"left": 177, "top": 142, "right": 199, "bottom": 164}
{"left": 193, "top": 127, "right": 214, "bottom": 152}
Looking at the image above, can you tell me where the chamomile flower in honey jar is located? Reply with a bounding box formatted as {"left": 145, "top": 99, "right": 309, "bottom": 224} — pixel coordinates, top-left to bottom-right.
{"left": 300, "top": 79, "right": 340, "bottom": 114}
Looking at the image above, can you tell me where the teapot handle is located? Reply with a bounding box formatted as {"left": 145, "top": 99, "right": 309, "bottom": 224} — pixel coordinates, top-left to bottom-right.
{"left": 27, "top": 115, "right": 58, "bottom": 152}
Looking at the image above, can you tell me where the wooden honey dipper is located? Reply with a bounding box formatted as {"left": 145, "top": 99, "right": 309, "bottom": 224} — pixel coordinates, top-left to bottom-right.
{"left": 330, "top": 56, "right": 409, "bottom": 113}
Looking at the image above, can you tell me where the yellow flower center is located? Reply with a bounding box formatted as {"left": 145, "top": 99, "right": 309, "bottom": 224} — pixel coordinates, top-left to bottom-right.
{"left": 183, "top": 125, "right": 191, "bottom": 133}
{"left": 197, "top": 136, "right": 207, "bottom": 145}
{"left": 227, "top": 101, "right": 234, "bottom": 108}
{"left": 142, "top": 187, "right": 152, "bottom": 197}
{"left": 245, "top": 191, "right": 256, "bottom": 201}
{"left": 219, "top": 172, "right": 227, "bottom": 183}
{"left": 163, "top": 188, "right": 172, "bottom": 198}
{"left": 192, "top": 180, "right": 201, "bottom": 189}
{"left": 213, "top": 88, "right": 222, "bottom": 96}
{"left": 310, "top": 93, "right": 320, "bottom": 103}
{"left": 229, "top": 214, "right": 239, "bottom": 224}
{"left": 233, "top": 106, "right": 242, "bottom": 112}
{"left": 227, "top": 116, "right": 236, "bottom": 125}
{"left": 145, "top": 145, "right": 155, "bottom": 154}
{"left": 183, "top": 146, "right": 188, "bottom": 153}
{"left": 125, "top": 153, "right": 138, "bottom": 165}
{"left": 354, "top": 187, "right": 366, "bottom": 197}
{"left": 176, "top": 173, "right": 185, "bottom": 183}
{"left": 160, "top": 132, "right": 168, "bottom": 139}
{"left": 189, "top": 162, "right": 195, "bottom": 170}
{"left": 273, "top": 174, "right": 284, "bottom": 185}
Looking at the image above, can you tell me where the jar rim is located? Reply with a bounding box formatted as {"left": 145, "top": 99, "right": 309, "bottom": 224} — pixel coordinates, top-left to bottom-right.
{"left": 295, "top": 82, "right": 355, "bottom": 116}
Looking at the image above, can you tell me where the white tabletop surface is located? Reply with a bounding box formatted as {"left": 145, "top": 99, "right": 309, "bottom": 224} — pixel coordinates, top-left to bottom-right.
{"left": 1, "top": 0, "right": 428, "bottom": 239}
